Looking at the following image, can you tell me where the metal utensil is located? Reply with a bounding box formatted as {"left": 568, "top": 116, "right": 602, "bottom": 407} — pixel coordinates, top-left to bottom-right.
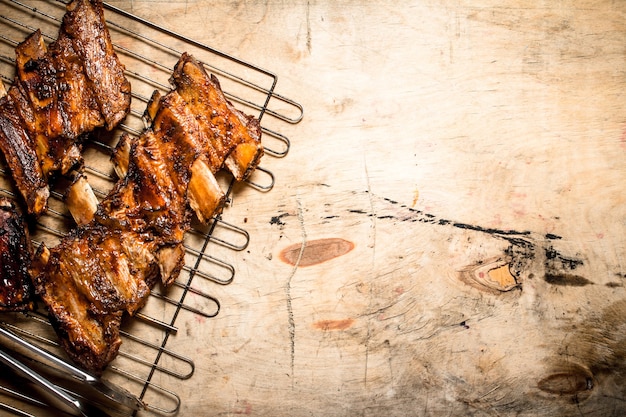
{"left": 0, "top": 325, "right": 143, "bottom": 413}
{"left": 0, "top": 345, "right": 96, "bottom": 416}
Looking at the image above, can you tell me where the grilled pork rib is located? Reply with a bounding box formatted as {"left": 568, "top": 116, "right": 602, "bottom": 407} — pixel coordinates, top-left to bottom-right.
{"left": 35, "top": 54, "right": 263, "bottom": 373}
{"left": 0, "top": 197, "right": 35, "bottom": 312}
{"left": 0, "top": 0, "right": 130, "bottom": 216}
{"left": 170, "top": 55, "right": 264, "bottom": 181}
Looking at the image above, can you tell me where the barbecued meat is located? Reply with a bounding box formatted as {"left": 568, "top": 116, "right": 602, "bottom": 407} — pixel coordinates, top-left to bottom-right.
{"left": 15, "top": 30, "right": 82, "bottom": 180}
{"left": 0, "top": 197, "right": 35, "bottom": 312}
{"left": 35, "top": 129, "right": 190, "bottom": 373}
{"left": 0, "top": 0, "right": 130, "bottom": 216}
{"left": 35, "top": 53, "right": 263, "bottom": 373}
{"left": 170, "top": 54, "right": 263, "bottom": 181}
{"left": 61, "top": 0, "right": 131, "bottom": 130}
{"left": 0, "top": 94, "right": 50, "bottom": 215}
{"left": 33, "top": 223, "right": 158, "bottom": 372}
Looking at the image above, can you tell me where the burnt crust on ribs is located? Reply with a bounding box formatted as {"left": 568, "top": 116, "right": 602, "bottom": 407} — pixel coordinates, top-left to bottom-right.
{"left": 35, "top": 53, "right": 263, "bottom": 374}
{"left": 0, "top": 0, "right": 130, "bottom": 217}
{"left": 0, "top": 94, "right": 50, "bottom": 215}
{"left": 0, "top": 197, "right": 35, "bottom": 312}
{"left": 169, "top": 54, "right": 264, "bottom": 181}
{"left": 61, "top": 0, "right": 131, "bottom": 130}
{"left": 32, "top": 224, "right": 157, "bottom": 372}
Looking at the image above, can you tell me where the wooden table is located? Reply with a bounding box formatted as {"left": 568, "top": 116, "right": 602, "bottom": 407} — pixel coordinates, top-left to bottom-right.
{"left": 4, "top": 1, "right": 626, "bottom": 416}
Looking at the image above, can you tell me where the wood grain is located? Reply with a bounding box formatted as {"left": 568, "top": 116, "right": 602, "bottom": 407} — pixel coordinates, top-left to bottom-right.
{"left": 5, "top": 0, "right": 626, "bottom": 416}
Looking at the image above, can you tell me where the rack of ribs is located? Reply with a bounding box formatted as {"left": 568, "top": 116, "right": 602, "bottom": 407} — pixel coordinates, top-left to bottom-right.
{"left": 33, "top": 53, "right": 263, "bottom": 374}
{"left": 0, "top": 0, "right": 131, "bottom": 217}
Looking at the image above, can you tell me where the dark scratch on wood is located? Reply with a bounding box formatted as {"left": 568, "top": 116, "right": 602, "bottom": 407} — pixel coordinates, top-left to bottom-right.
{"left": 348, "top": 192, "right": 589, "bottom": 284}
{"left": 270, "top": 212, "right": 289, "bottom": 226}
{"left": 544, "top": 273, "right": 593, "bottom": 287}
{"left": 375, "top": 193, "right": 573, "bottom": 250}
{"left": 545, "top": 246, "right": 584, "bottom": 270}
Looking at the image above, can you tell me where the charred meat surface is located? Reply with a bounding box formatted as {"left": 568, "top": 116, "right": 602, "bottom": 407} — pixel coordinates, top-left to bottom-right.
{"left": 33, "top": 224, "right": 157, "bottom": 372}
{"left": 170, "top": 54, "right": 263, "bottom": 181}
{"left": 0, "top": 197, "right": 35, "bottom": 312}
{"left": 36, "top": 53, "right": 263, "bottom": 373}
{"left": 61, "top": 0, "right": 131, "bottom": 129}
{"left": 0, "top": 95, "right": 50, "bottom": 215}
{"left": 0, "top": 0, "right": 131, "bottom": 216}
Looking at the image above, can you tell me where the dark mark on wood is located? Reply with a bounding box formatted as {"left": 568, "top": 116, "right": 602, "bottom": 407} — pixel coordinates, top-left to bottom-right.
{"left": 545, "top": 233, "right": 562, "bottom": 240}
{"left": 544, "top": 273, "right": 592, "bottom": 287}
{"left": 505, "top": 243, "right": 534, "bottom": 279}
{"left": 538, "top": 372, "right": 594, "bottom": 396}
{"left": 545, "top": 246, "right": 584, "bottom": 270}
{"left": 355, "top": 193, "right": 539, "bottom": 243}
{"left": 505, "top": 237, "right": 536, "bottom": 250}
{"left": 376, "top": 215, "right": 395, "bottom": 220}
{"left": 270, "top": 213, "right": 289, "bottom": 226}
{"left": 345, "top": 192, "right": 589, "bottom": 283}
{"left": 452, "top": 222, "right": 532, "bottom": 237}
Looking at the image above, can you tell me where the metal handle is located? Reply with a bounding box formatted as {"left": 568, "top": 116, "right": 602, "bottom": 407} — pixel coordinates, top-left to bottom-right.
{"left": 0, "top": 325, "right": 142, "bottom": 412}
{"left": 0, "top": 346, "right": 87, "bottom": 416}
{"left": 0, "top": 325, "right": 93, "bottom": 382}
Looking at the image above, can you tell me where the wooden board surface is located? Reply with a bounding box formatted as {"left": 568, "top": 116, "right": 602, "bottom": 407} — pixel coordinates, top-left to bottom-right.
{"left": 3, "top": 1, "right": 626, "bottom": 416}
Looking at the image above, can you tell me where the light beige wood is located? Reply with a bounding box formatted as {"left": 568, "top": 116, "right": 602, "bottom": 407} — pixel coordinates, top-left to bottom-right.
{"left": 3, "top": 0, "right": 626, "bottom": 415}
{"left": 156, "top": 2, "right": 626, "bottom": 415}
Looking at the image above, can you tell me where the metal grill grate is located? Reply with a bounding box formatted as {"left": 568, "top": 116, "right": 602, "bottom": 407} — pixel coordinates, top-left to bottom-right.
{"left": 0, "top": 0, "right": 303, "bottom": 415}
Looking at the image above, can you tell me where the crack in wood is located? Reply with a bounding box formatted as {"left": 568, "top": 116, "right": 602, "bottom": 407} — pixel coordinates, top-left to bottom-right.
{"left": 284, "top": 198, "right": 305, "bottom": 388}
{"left": 351, "top": 192, "right": 590, "bottom": 290}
